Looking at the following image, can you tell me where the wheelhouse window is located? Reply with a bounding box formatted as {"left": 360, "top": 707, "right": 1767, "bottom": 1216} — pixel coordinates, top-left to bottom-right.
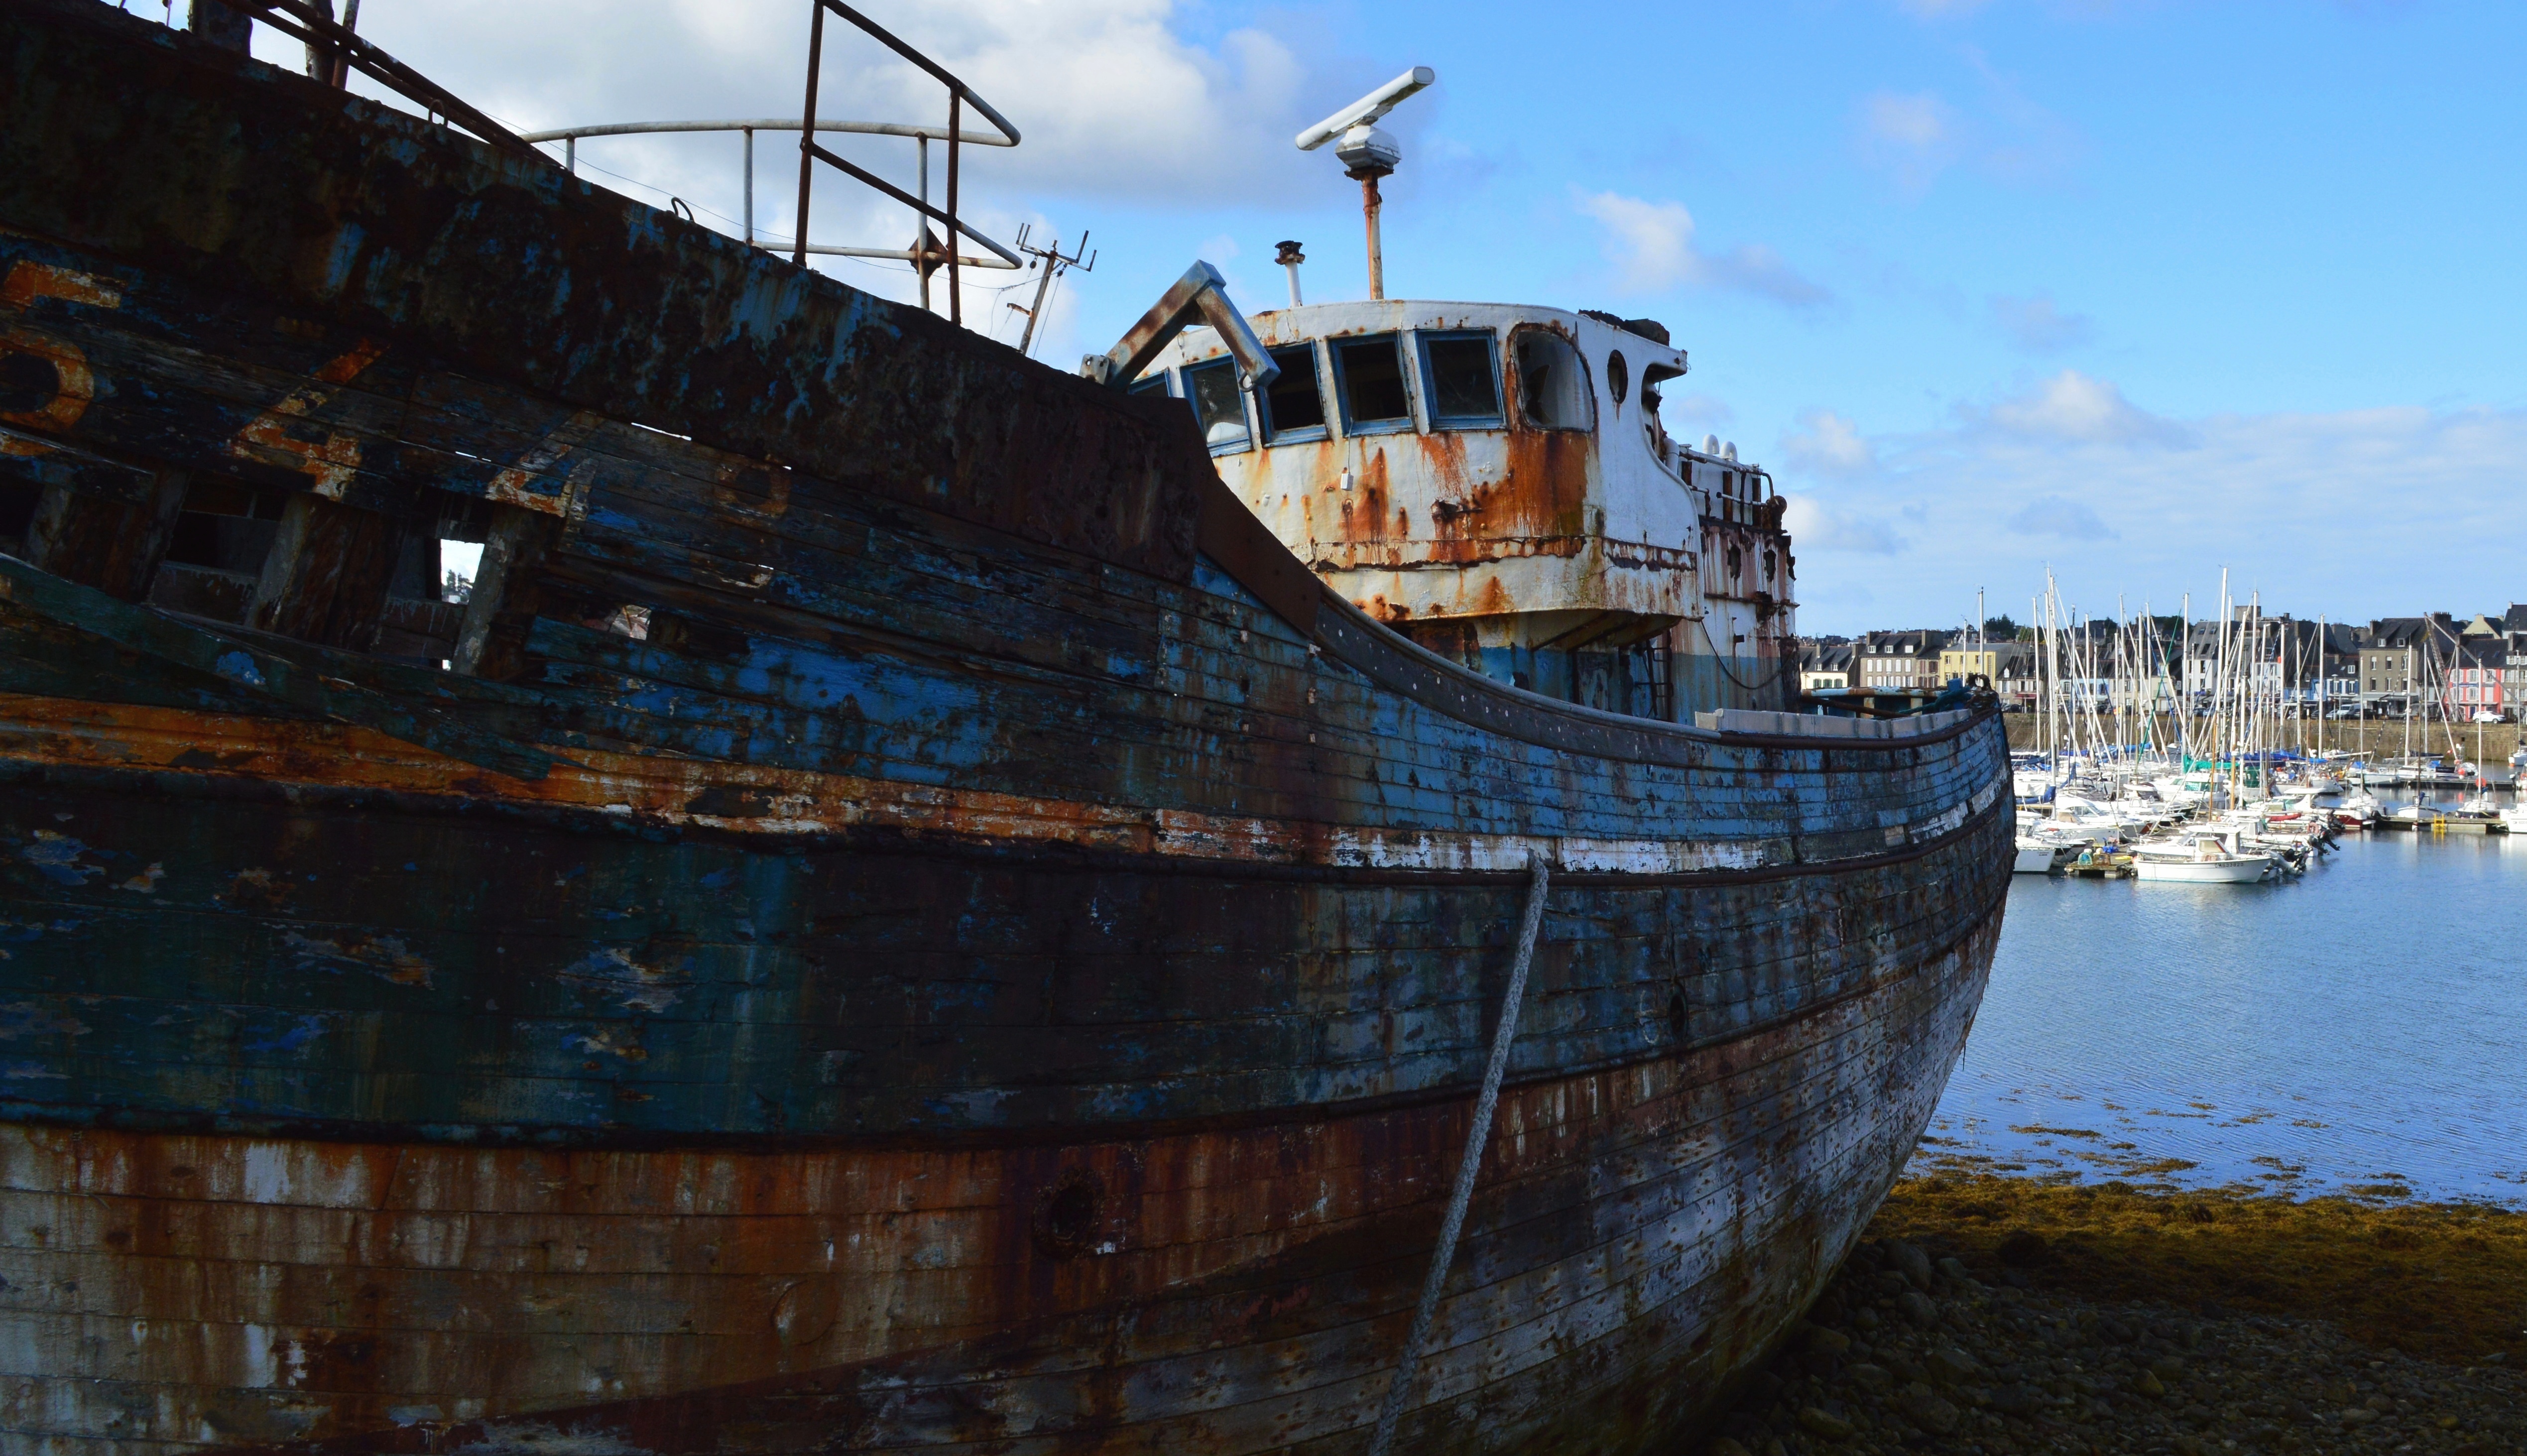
{"left": 1127, "top": 373, "right": 1171, "bottom": 400}
{"left": 1642, "top": 362, "right": 1684, "bottom": 466}
{"left": 1261, "top": 343, "right": 1328, "bottom": 443}
{"left": 1417, "top": 330, "right": 1504, "bottom": 428}
{"left": 1184, "top": 359, "right": 1250, "bottom": 454}
{"left": 1331, "top": 334, "right": 1414, "bottom": 436}
{"left": 1513, "top": 329, "right": 1592, "bottom": 431}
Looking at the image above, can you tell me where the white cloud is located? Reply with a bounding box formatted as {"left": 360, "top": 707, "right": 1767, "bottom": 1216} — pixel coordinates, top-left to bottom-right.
{"left": 2004, "top": 494, "right": 2117, "bottom": 540}
{"left": 1574, "top": 191, "right": 1830, "bottom": 308}
{"left": 319, "top": 0, "right": 1319, "bottom": 206}
{"left": 1782, "top": 410, "right": 1878, "bottom": 476}
{"left": 1866, "top": 91, "right": 1957, "bottom": 150}
{"left": 1855, "top": 65, "right": 2083, "bottom": 196}
{"left": 1785, "top": 393, "right": 2527, "bottom": 632}
{"left": 1983, "top": 370, "right": 2189, "bottom": 446}
{"left": 1784, "top": 496, "right": 1908, "bottom": 555}
{"left": 1990, "top": 293, "right": 2094, "bottom": 352}
{"left": 1663, "top": 392, "right": 1736, "bottom": 427}
{"left": 1859, "top": 91, "right": 1962, "bottom": 193}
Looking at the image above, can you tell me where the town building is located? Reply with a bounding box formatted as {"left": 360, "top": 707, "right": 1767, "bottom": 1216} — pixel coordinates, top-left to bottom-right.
{"left": 2310, "top": 622, "right": 2363, "bottom": 712}
{"left": 1797, "top": 641, "right": 1854, "bottom": 697}
{"left": 1853, "top": 630, "right": 1944, "bottom": 693}
{"left": 2444, "top": 638, "right": 2510, "bottom": 721}
{"left": 1993, "top": 649, "right": 2042, "bottom": 711}
{"left": 2358, "top": 615, "right": 2458, "bottom": 714}
{"left": 1937, "top": 635, "right": 2032, "bottom": 689}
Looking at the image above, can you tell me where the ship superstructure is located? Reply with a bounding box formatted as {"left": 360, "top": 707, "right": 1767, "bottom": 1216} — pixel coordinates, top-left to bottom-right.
{"left": 1145, "top": 301, "right": 1795, "bottom": 721}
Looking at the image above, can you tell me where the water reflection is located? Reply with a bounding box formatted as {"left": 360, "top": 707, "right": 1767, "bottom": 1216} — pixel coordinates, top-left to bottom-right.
{"left": 1914, "top": 809, "right": 2527, "bottom": 1204}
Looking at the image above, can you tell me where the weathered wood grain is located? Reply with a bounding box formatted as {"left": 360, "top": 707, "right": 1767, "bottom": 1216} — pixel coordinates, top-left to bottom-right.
{"left": 0, "top": 915, "right": 1991, "bottom": 1453}
{"left": 0, "top": 6, "right": 2013, "bottom": 1453}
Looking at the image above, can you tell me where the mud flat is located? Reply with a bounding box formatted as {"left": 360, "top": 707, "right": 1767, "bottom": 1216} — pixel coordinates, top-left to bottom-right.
{"left": 1702, "top": 1176, "right": 2527, "bottom": 1455}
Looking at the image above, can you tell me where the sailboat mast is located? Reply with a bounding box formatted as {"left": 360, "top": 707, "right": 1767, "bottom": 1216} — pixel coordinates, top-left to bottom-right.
{"left": 2179, "top": 591, "right": 2192, "bottom": 765}
{"left": 2211, "top": 570, "right": 2230, "bottom": 810}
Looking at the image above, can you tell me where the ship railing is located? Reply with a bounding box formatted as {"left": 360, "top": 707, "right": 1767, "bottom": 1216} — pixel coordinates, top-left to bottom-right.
{"left": 208, "top": 0, "right": 1024, "bottom": 321}
{"left": 514, "top": 119, "right": 1024, "bottom": 300}
{"left": 205, "top": 0, "right": 543, "bottom": 162}
{"left": 791, "top": 0, "right": 1023, "bottom": 325}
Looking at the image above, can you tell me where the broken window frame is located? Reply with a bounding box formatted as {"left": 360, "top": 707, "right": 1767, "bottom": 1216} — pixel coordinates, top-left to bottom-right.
{"left": 1328, "top": 332, "right": 1416, "bottom": 439}
{"left": 1181, "top": 358, "right": 1253, "bottom": 456}
{"left": 1258, "top": 342, "right": 1331, "bottom": 445}
{"left": 1510, "top": 326, "right": 1595, "bottom": 434}
{"left": 1414, "top": 328, "right": 1506, "bottom": 431}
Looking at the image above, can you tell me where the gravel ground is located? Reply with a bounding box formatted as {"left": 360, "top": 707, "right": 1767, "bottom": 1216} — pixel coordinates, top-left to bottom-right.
{"left": 1702, "top": 1232, "right": 2527, "bottom": 1455}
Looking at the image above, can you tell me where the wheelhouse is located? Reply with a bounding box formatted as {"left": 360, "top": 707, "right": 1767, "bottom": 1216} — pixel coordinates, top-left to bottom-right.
{"left": 1146, "top": 301, "right": 1798, "bottom": 721}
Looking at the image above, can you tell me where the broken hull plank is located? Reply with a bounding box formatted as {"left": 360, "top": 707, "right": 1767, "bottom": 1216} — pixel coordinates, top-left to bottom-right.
{"left": 0, "top": 4, "right": 2014, "bottom": 1451}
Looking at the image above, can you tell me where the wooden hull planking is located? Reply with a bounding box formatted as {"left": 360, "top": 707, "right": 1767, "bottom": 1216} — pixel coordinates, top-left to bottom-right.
{"left": 0, "top": 5, "right": 2015, "bottom": 1451}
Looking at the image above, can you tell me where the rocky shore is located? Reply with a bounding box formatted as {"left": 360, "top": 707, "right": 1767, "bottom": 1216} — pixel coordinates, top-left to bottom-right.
{"left": 1700, "top": 1176, "right": 2527, "bottom": 1455}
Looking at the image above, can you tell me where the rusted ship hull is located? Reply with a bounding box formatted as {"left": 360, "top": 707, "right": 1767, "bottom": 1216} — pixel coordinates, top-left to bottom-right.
{"left": 0, "top": 5, "right": 2012, "bottom": 1452}
{"left": 0, "top": 917, "right": 1995, "bottom": 1454}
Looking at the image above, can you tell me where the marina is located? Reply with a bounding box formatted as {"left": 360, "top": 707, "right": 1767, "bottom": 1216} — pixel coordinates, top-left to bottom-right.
{"left": 1925, "top": 814, "right": 2527, "bottom": 1205}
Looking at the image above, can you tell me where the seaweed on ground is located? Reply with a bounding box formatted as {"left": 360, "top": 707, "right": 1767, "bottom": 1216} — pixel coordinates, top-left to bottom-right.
{"left": 1872, "top": 1174, "right": 2527, "bottom": 1365}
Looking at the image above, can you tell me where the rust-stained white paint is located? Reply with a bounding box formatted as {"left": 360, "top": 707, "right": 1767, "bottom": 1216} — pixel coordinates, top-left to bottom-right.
{"left": 1149, "top": 301, "right": 1797, "bottom": 702}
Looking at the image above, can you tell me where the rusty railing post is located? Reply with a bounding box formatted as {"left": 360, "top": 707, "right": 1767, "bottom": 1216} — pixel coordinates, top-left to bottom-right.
{"left": 946, "top": 91, "right": 962, "bottom": 325}
{"left": 792, "top": 0, "right": 828, "bottom": 268}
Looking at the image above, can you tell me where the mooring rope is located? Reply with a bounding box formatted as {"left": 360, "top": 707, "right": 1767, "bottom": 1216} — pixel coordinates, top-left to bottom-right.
{"left": 1365, "top": 852, "right": 1553, "bottom": 1456}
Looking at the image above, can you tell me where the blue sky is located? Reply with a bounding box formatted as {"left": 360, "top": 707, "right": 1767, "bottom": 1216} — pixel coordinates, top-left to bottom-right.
{"left": 245, "top": 0, "right": 2527, "bottom": 633}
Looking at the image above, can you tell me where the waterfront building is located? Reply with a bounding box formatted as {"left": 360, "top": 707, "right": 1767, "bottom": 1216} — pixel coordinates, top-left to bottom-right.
{"left": 1854, "top": 629, "right": 1944, "bottom": 691}
{"left": 2314, "top": 622, "right": 2363, "bottom": 709}
{"left": 1939, "top": 636, "right": 2031, "bottom": 688}
{"left": 1995, "top": 649, "right": 2042, "bottom": 711}
{"left": 2358, "top": 615, "right": 2458, "bottom": 714}
{"left": 1798, "top": 639, "right": 1854, "bottom": 696}
{"left": 2180, "top": 619, "right": 2225, "bottom": 703}
{"left": 2444, "top": 638, "right": 2509, "bottom": 721}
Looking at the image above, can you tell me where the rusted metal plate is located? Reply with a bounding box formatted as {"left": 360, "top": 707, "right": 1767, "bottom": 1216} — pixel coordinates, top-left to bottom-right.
{"left": 0, "top": 5, "right": 2014, "bottom": 1452}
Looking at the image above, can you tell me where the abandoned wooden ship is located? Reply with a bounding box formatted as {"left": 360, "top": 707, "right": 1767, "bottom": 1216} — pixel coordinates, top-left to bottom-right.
{"left": 0, "top": 2, "right": 2012, "bottom": 1452}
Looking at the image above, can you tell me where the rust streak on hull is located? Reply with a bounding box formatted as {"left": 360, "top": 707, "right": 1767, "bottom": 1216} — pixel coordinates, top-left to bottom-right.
{"left": 0, "top": 916, "right": 1994, "bottom": 1454}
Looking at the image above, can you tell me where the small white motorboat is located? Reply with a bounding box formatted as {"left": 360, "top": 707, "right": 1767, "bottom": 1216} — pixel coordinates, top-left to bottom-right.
{"left": 2331, "top": 787, "right": 2382, "bottom": 830}
{"left": 2131, "top": 828, "right": 2274, "bottom": 884}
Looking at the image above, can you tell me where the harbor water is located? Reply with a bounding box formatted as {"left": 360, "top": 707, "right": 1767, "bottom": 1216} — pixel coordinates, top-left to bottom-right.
{"left": 1914, "top": 801, "right": 2527, "bottom": 1205}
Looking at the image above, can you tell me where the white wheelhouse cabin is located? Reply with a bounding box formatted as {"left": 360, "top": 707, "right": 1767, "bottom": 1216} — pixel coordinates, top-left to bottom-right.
{"left": 1142, "top": 300, "right": 1798, "bottom": 723}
